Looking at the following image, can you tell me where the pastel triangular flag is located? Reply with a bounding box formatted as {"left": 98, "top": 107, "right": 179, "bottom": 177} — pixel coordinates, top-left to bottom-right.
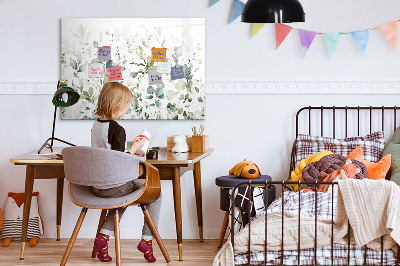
{"left": 323, "top": 33, "right": 341, "bottom": 58}
{"left": 298, "top": 29, "right": 317, "bottom": 58}
{"left": 275, "top": 23, "right": 293, "bottom": 49}
{"left": 351, "top": 29, "right": 370, "bottom": 55}
{"left": 251, "top": 23, "right": 266, "bottom": 38}
{"left": 229, "top": 0, "right": 245, "bottom": 24}
{"left": 378, "top": 21, "right": 398, "bottom": 50}
{"left": 209, "top": 0, "right": 220, "bottom": 7}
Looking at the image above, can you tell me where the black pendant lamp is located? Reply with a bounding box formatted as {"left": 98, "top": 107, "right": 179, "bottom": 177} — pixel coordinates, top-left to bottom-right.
{"left": 242, "top": 0, "right": 305, "bottom": 23}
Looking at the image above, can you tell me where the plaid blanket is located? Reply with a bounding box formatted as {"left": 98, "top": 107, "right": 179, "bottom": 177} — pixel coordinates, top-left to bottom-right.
{"left": 234, "top": 191, "right": 397, "bottom": 265}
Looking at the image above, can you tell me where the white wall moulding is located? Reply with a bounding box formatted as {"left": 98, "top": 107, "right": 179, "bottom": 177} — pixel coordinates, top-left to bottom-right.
{"left": 0, "top": 83, "right": 56, "bottom": 95}
{"left": 1, "top": 81, "right": 400, "bottom": 95}
{"left": 206, "top": 81, "right": 400, "bottom": 94}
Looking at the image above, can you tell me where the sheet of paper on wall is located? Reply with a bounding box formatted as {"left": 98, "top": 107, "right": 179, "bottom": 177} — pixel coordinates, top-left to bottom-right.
{"left": 148, "top": 71, "right": 163, "bottom": 85}
{"left": 151, "top": 48, "right": 167, "bottom": 62}
{"left": 107, "top": 66, "right": 122, "bottom": 81}
{"left": 88, "top": 63, "right": 104, "bottom": 78}
{"left": 157, "top": 62, "right": 171, "bottom": 73}
{"left": 171, "top": 65, "right": 185, "bottom": 80}
{"left": 98, "top": 46, "right": 111, "bottom": 60}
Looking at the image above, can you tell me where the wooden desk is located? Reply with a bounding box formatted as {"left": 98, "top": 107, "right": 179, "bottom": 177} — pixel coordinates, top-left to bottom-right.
{"left": 10, "top": 147, "right": 213, "bottom": 261}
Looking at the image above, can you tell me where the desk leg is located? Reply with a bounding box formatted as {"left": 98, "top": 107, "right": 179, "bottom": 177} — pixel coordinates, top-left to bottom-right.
{"left": 172, "top": 167, "right": 183, "bottom": 261}
{"left": 193, "top": 161, "right": 203, "bottom": 242}
{"left": 56, "top": 178, "right": 64, "bottom": 241}
{"left": 20, "top": 165, "right": 34, "bottom": 259}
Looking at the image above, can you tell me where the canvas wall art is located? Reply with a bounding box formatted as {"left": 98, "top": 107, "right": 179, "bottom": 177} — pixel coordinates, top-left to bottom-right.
{"left": 61, "top": 18, "right": 205, "bottom": 120}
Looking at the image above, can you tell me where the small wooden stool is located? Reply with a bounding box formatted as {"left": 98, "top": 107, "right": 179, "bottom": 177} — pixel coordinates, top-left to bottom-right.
{"left": 215, "top": 175, "right": 275, "bottom": 248}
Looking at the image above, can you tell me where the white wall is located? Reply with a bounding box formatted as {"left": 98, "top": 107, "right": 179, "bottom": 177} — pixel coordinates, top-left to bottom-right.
{"left": 1, "top": 0, "right": 400, "bottom": 239}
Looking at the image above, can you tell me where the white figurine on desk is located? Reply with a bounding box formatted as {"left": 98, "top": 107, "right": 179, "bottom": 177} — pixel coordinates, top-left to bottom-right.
{"left": 172, "top": 135, "right": 189, "bottom": 153}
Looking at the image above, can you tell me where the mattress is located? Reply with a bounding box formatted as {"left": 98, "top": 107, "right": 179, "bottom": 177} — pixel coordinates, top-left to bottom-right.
{"left": 233, "top": 191, "right": 397, "bottom": 265}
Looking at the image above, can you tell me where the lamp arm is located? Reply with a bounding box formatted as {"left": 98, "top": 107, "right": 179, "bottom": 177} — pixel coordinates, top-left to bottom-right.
{"left": 50, "top": 105, "right": 57, "bottom": 148}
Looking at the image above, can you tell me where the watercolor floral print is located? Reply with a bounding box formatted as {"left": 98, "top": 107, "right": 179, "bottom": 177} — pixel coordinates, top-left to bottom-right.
{"left": 61, "top": 18, "right": 205, "bottom": 120}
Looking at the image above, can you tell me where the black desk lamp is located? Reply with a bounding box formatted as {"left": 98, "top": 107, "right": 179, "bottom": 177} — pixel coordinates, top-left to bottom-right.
{"left": 38, "top": 80, "right": 80, "bottom": 154}
{"left": 241, "top": 0, "right": 305, "bottom": 23}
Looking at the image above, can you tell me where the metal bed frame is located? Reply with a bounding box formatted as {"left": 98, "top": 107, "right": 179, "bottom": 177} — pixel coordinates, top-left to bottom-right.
{"left": 230, "top": 106, "right": 400, "bottom": 266}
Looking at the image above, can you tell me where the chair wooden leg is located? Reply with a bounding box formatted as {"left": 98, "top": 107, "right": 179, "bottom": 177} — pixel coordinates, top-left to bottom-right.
{"left": 141, "top": 205, "right": 171, "bottom": 263}
{"left": 91, "top": 209, "right": 108, "bottom": 258}
{"left": 114, "top": 210, "right": 121, "bottom": 266}
{"left": 217, "top": 211, "right": 230, "bottom": 248}
{"left": 60, "top": 208, "right": 88, "bottom": 266}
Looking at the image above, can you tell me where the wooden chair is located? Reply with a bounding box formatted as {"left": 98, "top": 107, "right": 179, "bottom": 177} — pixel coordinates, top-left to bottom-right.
{"left": 60, "top": 146, "right": 171, "bottom": 265}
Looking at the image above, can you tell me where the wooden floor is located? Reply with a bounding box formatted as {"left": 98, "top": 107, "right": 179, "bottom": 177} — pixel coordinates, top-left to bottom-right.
{"left": 0, "top": 239, "right": 221, "bottom": 265}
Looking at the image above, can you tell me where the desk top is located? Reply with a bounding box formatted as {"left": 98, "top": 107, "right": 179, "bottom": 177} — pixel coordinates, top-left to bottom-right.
{"left": 10, "top": 147, "right": 214, "bottom": 166}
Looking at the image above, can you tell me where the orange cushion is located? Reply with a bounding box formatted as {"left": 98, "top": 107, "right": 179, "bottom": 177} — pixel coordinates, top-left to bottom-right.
{"left": 348, "top": 146, "right": 391, "bottom": 180}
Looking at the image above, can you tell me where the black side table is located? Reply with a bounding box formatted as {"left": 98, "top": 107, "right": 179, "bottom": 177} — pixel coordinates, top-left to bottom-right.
{"left": 215, "top": 175, "right": 275, "bottom": 248}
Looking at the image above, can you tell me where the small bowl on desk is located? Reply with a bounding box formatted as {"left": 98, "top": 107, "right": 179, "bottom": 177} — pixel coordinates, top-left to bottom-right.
{"left": 146, "top": 150, "right": 158, "bottom": 160}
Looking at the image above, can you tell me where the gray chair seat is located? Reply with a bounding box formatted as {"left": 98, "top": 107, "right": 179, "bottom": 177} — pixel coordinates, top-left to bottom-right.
{"left": 69, "top": 180, "right": 145, "bottom": 208}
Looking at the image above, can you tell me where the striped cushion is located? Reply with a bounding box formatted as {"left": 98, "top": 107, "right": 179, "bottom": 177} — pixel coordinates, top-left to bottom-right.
{"left": 1, "top": 217, "right": 40, "bottom": 240}
{"left": 295, "top": 131, "right": 385, "bottom": 167}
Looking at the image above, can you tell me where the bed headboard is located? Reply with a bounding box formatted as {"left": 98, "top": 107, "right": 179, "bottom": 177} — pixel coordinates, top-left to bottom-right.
{"left": 290, "top": 106, "right": 400, "bottom": 179}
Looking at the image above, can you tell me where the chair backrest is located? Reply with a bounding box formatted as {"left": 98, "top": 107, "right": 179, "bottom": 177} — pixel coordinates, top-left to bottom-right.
{"left": 62, "top": 146, "right": 145, "bottom": 187}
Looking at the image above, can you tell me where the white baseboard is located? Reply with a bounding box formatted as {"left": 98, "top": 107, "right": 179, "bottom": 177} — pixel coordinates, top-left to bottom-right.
{"left": 1, "top": 81, "right": 400, "bottom": 94}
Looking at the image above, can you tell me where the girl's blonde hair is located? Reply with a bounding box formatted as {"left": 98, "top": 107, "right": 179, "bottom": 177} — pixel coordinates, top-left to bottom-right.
{"left": 95, "top": 82, "right": 133, "bottom": 120}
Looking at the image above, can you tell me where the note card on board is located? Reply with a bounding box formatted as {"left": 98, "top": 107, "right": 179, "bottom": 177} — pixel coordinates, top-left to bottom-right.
{"left": 171, "top": 65, "right": 184, "bottom": 80}
{"left": 151, "top": 48, "right": 167, "bottom": 62}
{"left": 157, "top": 62, "right": 171, "bottom": 73}
{"left": 98, "top": 46, "right": 111, "bottom": 60}
{"left": 107, "top": 66, "right": 122, "bottom": 81}
{"left": 148, "top": 71, "right": 163, "bottom": 85}
{"left": 88, "top": 63, "right": 104, "bottom": 78}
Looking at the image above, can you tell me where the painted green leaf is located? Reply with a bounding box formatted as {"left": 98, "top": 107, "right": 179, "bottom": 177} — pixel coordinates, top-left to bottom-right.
{"left": 173, "top": 115, "right": 178, "bottom": 120}
{"left": 155, "top": 100, "right": 161, "bottom": 108}
{"left": 147, "top": 86, "right": 155, "bottom": 94}
{"left": 195, "top": 87, "right": 199, "bottom": 93}
{"left": 106, "top": 60, "right": 113, "bottom": 68}
{"left": 138, "top": 46, "right": 143, "bottom": 55}
{"left": 93, "top": 41, "right": 98, "bottom": 47}
{"left": 146, "top": 95, "right": 154, "bottom": 99}
{"left": 155, "top": 88, "right": 163, "bottom": 97}
{"left": 183, "top": 65, "right": 189, "bottom": 79}
{"left": 166, "top": 90, "right": 175, "bottom": 100}
{"left": 174, "top": 46, "right": 182, "bottom": 57}
{"left": 198, "top": 97, "right": 203, "bottom": 102}
{"left": 70, "top": 59, "right": 77, "bottom": 70}
{"left": 78, "top": 64, "right": 86, "bottom": 72}
{"left": 157, "top": 93, "right": 165, "bottom": 99}
{"left": 175, "top": 80, "right": 186, "bottom": 91}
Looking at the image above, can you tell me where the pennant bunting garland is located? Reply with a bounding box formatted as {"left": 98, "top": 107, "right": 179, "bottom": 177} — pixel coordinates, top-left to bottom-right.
{"left": 209, "top": 1, "right": 400, "bottom": 58}
{"left": 209, "top": 0, "right": 220, "bottom": 7}
{"left": 323, "top": 33, "right": 341, "bottom": 58}
{"left": 275, "top": 23, "right": 293, "bottom": 49}
{"left": 251, "top": 23, "right": 266, "bottom": 38}
{"left": 229, "top": 0, "right": 245, "bottom": 24}
{"left": 298, "top": 30, "right": 317, "bottom": 58}
{"left": 351, "top": 29, "right": 370, "bottom": 55}
{"left": 378, "top": 21, "right": 398, "bottom": 50}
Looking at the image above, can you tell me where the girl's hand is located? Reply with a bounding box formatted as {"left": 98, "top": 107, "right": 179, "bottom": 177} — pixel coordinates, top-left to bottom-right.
{"left": 134, "top": 149, "right": 149, "bottom": 157}
{"left": 129, "top": 137, "right": 147, "bottom": 155}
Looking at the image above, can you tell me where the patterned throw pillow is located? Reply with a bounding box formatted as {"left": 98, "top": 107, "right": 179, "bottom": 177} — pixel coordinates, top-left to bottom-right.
{"left": 294, "top": 131, "right": 385, "bottom": 166}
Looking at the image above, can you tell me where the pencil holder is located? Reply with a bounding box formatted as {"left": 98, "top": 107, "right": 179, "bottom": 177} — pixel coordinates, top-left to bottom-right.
{"left": 191, "top": 135, "right": 209, "bottom": 153}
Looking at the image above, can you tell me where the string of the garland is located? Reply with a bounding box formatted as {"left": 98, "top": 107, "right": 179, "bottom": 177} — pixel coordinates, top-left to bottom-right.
{"left": 279, "top": 20, "right": 400, "bottom": 35}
